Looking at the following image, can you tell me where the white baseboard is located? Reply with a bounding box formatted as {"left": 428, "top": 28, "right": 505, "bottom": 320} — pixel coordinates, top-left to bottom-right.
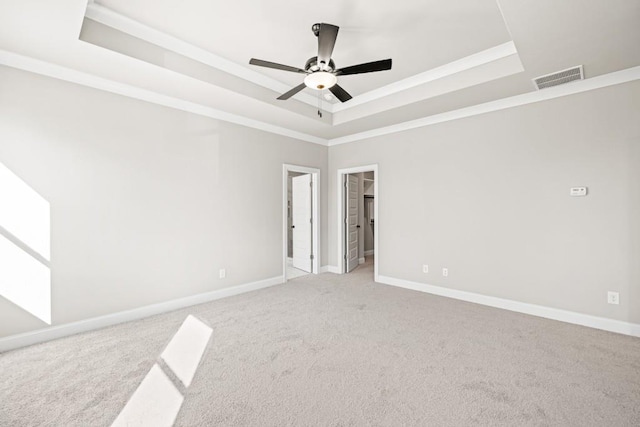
{"left": 358, "top": 257, "right": 366, "bottom": 265}
{"left": 324, "top": 265, "right": 340, "bottom": 274}
{"left": 376, "top": 275, "right": 640, "bottom": 338}
{"left": 364, "top": 250, "right": 374, "bottom": 256}
{"left": 0, "top": 275, "right": 284, "bottom": 353}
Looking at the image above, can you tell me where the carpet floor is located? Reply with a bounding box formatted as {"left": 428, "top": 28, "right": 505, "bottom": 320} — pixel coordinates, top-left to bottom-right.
{"left": 1, "top": 259, "right": 640, "bottom": 426}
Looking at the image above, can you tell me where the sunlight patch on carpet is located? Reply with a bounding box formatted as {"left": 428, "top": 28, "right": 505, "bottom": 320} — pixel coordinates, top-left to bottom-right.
{"left": 160, "top": 314, "right": 213, "bottom": 387}
{"left": 111, "top": 315, "right": 212, "bottom": 426}
{"left": 111, "top": 364, "right": 183, "bottom": 427}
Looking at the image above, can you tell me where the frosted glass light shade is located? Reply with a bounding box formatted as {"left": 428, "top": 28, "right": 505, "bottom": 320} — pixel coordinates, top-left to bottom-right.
{"left": 304, "top": 72, "right": 337, "bottom": 90}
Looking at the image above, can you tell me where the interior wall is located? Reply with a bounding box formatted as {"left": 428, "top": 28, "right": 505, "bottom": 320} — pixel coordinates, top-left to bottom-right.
{"left": 0, "top": 66, "right": 328, "bottom": 338}
{"left": 1, "top": 64, "right": 637, "bottom": 338}
{"left": 328, "top": 80, "right": 640, "bottom": 324}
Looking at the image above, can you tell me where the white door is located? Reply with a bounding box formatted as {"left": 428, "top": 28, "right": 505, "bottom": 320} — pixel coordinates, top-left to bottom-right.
{"left": 345, "top": 174, "right": 359, "bottom": 272}
{"left": 292, "top": 174, "right": 312, "bottom": 273}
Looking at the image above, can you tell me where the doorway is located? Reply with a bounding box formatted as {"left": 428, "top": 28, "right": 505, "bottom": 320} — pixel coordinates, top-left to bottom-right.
{"left": 337, "top": 165, "right": 378, "bottom": 281}
{"left": 283, "top": 164, "right": 320, "bottom": 282}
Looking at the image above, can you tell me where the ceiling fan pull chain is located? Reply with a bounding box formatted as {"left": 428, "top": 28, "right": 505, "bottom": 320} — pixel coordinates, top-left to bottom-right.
{"left": 317, "top": 92, "right": 323, "bottom": 118}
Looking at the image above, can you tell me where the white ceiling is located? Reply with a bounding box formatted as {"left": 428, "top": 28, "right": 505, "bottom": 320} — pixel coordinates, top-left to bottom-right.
{"left": 97, "top": 0, "right": 512, "bottom": 97}
{"left": 0, "top": 0, "right": 639, "bottom": 145}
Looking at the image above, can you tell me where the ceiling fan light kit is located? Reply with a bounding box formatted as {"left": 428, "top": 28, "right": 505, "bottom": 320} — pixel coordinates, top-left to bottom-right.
{"left": 249, "top": 22, "right": 392, "bottom": 107}
{"left": 304, "top": 71, "right": 337, "bottom": 90}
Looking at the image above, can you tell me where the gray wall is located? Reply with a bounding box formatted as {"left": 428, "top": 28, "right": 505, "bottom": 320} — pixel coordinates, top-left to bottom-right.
{"left": 329, "top": 81, "right": 640, "bottom": 324}
{"left": 0, "top": 66, "right": 328, "bottom": 338}
{"left": 1, "top": 65, "right": 637, "bottom": 339}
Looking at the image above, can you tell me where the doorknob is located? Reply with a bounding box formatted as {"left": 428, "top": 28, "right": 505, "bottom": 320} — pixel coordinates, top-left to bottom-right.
{"left": 292, "top": 225, "right": 295, "bottom": 228}
{"left": 357, "top": 225, "right": 361, "bottom": 228}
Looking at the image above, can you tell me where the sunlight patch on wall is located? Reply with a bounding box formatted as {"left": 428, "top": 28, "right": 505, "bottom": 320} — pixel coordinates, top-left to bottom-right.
{"left": 0, "top": 162, "right": 50, "bottom": 259}
{"left": 0, "top": 162, "right": 51, "bottom": 324}
{"left": 0, "top": 235, "right": 51, "bottom": 323}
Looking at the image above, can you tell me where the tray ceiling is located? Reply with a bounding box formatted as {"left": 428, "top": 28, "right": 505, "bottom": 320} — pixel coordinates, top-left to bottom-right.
{"left": 0, "top": 0, "right": 638, "bottom": 145}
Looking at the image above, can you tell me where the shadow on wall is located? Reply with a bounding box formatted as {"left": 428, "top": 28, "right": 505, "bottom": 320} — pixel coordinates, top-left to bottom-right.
{"left": 0, "top": 162, "right": 51, "bottom": 324}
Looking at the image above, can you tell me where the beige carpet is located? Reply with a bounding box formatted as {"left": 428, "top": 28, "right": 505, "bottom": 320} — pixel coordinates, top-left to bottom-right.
{"left": 1, "top": 258, "right": 640, "bottom": 426}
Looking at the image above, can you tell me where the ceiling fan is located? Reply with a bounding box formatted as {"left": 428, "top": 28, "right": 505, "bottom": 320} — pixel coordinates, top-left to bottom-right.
{"left": 249, "top": 23, "right": 392, "bottom": 103}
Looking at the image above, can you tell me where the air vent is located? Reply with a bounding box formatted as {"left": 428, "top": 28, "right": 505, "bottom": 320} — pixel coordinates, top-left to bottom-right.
{"left": 533, "top": 65, "right": 584, "bottom": 90}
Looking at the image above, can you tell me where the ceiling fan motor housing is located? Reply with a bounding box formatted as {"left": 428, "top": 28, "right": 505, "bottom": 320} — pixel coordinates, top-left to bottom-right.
{"left": 305, "top": 56, "right": 336, "bottom": 73}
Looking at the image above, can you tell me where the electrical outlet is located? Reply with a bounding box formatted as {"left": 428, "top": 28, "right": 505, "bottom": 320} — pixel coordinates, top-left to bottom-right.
{"left": 219, "top": 269, "right": 226, "bottom": 279}
{"left": 423, "top": 264, "right": 429, "bottom": 273}
{"left": 607, "top": 291, "right": 619, "bottom": 305}
{"left": 442, "top": 268, "right": 448, "bottom": 277}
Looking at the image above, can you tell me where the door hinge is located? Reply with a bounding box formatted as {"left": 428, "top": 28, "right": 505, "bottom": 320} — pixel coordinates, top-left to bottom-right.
{"left": 310, "top": 254, "right": 314, "bottom": 260}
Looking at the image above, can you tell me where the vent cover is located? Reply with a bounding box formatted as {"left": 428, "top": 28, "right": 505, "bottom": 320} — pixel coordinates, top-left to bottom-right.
{"left": 533, "top": 65, "right": 584, "bottom": 90}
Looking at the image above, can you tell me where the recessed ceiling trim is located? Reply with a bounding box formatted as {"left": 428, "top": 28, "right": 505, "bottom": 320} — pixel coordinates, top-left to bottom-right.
{"left": 3, "top": 50, "right": 637, "bottom": 148}
{"left": 0, "top": 49, "right": 327, "bottom": 146}
{"left": 84, "top": 2, "right": 323, "bottom": 110}
{"left": 333, "top": 53, "right": 524, "bottom": 125}
{"left": 327, "top": 65, "right": 640, "bottom": 146}
{"left": 84, "top": 4, "right": 523, "bottom": 117}
{"left": 332, "top": 41, "right": 520, "bottom": 113}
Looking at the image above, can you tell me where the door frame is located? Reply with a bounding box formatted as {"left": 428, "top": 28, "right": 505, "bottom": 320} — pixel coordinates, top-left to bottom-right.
{"left": 336, "top": 164, "right": 378, "bottom": 281}
{"left": 283, "top": 164, "right": 320, "bottom": 281}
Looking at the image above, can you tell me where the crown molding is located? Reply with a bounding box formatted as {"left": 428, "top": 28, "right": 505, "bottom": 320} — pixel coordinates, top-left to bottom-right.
{"left": 83, "top": 3, "right": 523, "bottom": 119}
{"left": 332, "top": 41, "right": 519, "bottom": 113}
{"left": 2, "top": 49, "right": 638, "bottom": 148}
{"left": 0, "top": 49, "right": 327, "bottom": 146}
{"left": 84, "top": 2, "right": 323, "bottom": 110}
{"left": 327, "top": 65, "right": 640, "bottom": 146}
{"left": 332, "top": 53, "right": 524, "bottom": 125}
